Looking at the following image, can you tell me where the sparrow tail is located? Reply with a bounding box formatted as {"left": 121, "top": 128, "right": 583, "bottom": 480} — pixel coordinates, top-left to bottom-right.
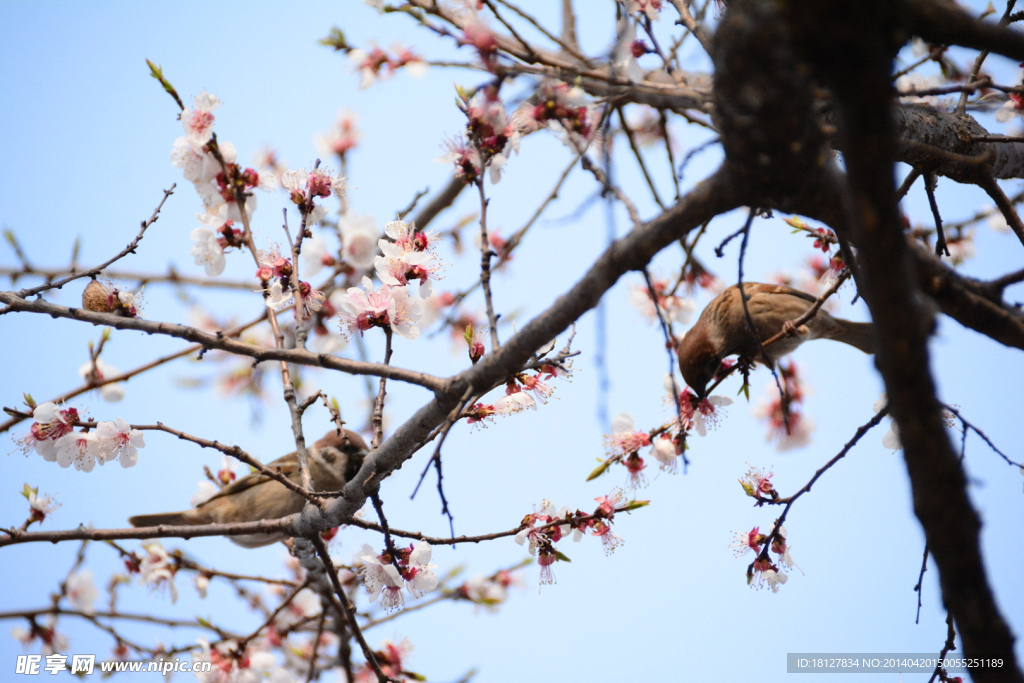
{"left": 128, "top": 511, "right": 202, "bottom": 528}
{"left": 833, "top": 320, "right": 875, "bottom": 354}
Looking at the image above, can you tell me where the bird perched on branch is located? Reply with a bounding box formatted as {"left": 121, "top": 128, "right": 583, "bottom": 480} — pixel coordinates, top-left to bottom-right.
{"left": 677, "top": 282, "right": 874, "bottom": 396}
{"left": 129, "top": 430, "right": 367, "bottom": 548}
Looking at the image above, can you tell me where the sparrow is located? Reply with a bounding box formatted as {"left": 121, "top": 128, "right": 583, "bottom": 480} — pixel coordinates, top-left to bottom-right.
{"left": 128, "top": 429, "right": 368, "bottom": 548}
{"left": 677, "top": 282, "right": 874, "bottom": 396}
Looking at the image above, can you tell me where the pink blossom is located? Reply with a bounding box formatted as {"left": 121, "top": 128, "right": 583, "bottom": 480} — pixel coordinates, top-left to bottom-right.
{"left": 316, "top": 109, "right": 361, "bottom": 157}
{"left": 95, "top": 417, "right": 145, "bottom": 468}
{"left": 592, "top": 520, "right": 624, "bottom": 555}
{"left": 494, "top": 391, "right": 536, "bottom": 414}
{"left": 738, "top": 464, "right": 777, "bottom": 501}
{"left": 677, "top": 387, "right": 731, "bottom": 436}
{"left": 336, "top": 277, "right": 421, "bottom": 340}
{"left": 594, "top": 489, "right": 625, "bottom": 518}
{"left": 436, "top": 134, "right": 482, "bottom": 183}
{"left": 21, "top": 403, "right": 77, "bottom": 458}
{"left": 189, "top": 227, "right": 226, "bottom": 277}
{"left": 624, "top": 0, "right": 663, "bottom": 20}
{"left": 461, "top": 16, "right": 499, "bottom": 67}
{"left": 650, "top": 434, "right": 680, "bottom": 473}
{"left": 181, "top": 91, "right": 221, "bottom": 148}
{"left": 729, "top": 527, "right": 765, "bottom": 557}
{"left": 339, "top": 212, "right": 380, "bottom": 270}
{"left": 536, "top": 543, "right": 557, "bottom": 586}
{"left": 140, "top": 542, "right": 178, "bottom": 603}
{"left": 54, "top": 430, "right": 102, "bottom": 472}
{"left": 603, "top": 413, "right": 651, "bottom": 457}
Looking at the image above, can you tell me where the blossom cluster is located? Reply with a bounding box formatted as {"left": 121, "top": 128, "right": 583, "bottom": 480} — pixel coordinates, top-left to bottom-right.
{"left": 729, "top": 522, "right": 800, "bottom": 592}
{"left": 17, "top": 403, "right": 145, "bottom": 472}
{"left": 349, "top": 43, "right": 427, "bottom": 90}
{"left": 336, "top": 277, "right": 422, "bottom": 340}
{"left": 738, "top": 464, "right": 779, "bottom": 504}
{"left": 515, "top": 491, "right": 644, "bottom": 586}
{"left": 440, "top": 87, "right": 520, "bottom": 184}
{"left": 354, "top": 639, "right": 420, "bottom": 683}
{"left": 354, "top": 542, "right": 439, "bottom": 613}
{"left": 462, "top": 363, "right": 569, "bottom": 428}
{"left": 375, "top": 219, "right": 444, "bottom": 297}
{"left": 171, "top": 92, "right": 271, "bottom": 278}
{"left": 255, "top": 243, "right": 326, "bottom": 321}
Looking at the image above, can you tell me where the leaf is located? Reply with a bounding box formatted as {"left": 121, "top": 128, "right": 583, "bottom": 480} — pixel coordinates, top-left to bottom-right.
{"left": 586, "top": 460, "right": 612, "bottom": 481}
{"left": 554, "top": 550, "right": 572, "bottom": 563}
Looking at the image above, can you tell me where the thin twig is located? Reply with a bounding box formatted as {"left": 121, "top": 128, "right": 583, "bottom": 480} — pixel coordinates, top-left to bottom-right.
{"left": 14, "top": 185, "right": 175, "bottom": 299}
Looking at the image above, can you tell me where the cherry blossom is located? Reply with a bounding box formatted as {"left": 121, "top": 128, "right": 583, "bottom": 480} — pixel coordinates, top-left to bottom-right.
{"left": 281, "top": 166, "right": 345, "bottom": 223}
{"left": 650, "top": 434, "right": 680, "bottom": 473}
{"left": 11, "top": 616, "right": 68, "bottom": 656}
{"left": 354, "top": 639, "right": 416, "bottom": 683}
{"left": 738, "top": 464, "right": 778, "bottom": 502}
{"left": 676, "top": 387, "right": 732, "bottom": 436}
{"left": 463, "top": 402, "right": 498, "bottom": 427}
{"left": 494, "top": 391, "right": 536, "bottom": 414}
{"left": 21, "top": 484, "right": 59, "bottom": 525}
{"left": 995, "top": 93, "right": 1024, "bottom": 122}
{"left": 189, "top": 227, "right": 226, "bottom": 277}
{"left": 181, "top": 91, "right": 221, "bottom": 146}
{"left": 354, "top": 542, "right": 438, "bottom": 612}
{"left": 729, "top": 527, "right": 765, "bottom": 557}
{"left": 18, "top": 402, "right": 78, "bottom": 460}
{"left": 623, "top": 0, "right": 663, "bottom": 20}
{"left": 375, "top": 247, "right": 441, "bottom": 298}
{"left": 263, "top": 280, "right": 295, "bottom": 312}
{"left": 612, "top": 19, "right": 646, "bottom": 83}
{"left": 349, "top": 46, "right": 392, "bottom": 89}
{"left": 461, "top": 14, "right": 499, "bottom": 68}
{"left": 54, "top": 430, "right": 102, "bottom": 472}
{"left": 66, "top": 570, "right": 98, "bottom": 614}
{"left": 316, "top": 109, "right": 361, "bottom": 157}
{"left": 339, "top": 212, "right": 380, "bottom": 269}
{"left": 465, "top": 323, "right": 488, "bottom": 362}
{"left": 536, "top": 543, "right": 558, "bottom": 586}
{"left": 603, "top": 413, "right": 652, "bottom": 458}
{"left": 95, "top": 417, "right": 145, "bottom": 468}
{"left": 139, "top": 542, "right": 178, "bottom": 604}
{"left": 192, "top": 638, "right": 285, "bottom": 683}
{"left": 301, "top": 233, "right": 335, "bottom": 277}
{"left": 170, "top": 136, "right": 214, "bottom": 183}
{"left": 336, "top": 277, "right": 422, "bottom": 340}
{"left": 115, "top": 285, "right": 145, "bottom": 317}
{"left": 436, "top": 134, "right": 483, "bottom": 183}
{"left": 592, "top": 520, "right": 624, "bottom": 555}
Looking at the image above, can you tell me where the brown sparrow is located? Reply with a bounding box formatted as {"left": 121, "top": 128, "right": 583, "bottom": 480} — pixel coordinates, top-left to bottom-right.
{"left": 677, "top": 282, "right": 874, "bottom": 396}
{"left": 129, "top": 430, "right": 367, "bottom": 547}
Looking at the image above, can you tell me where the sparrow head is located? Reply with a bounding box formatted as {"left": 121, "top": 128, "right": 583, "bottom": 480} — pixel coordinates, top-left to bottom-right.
{"left": 312, "top": 429, "right": 369, "bottom": 484}
{"left": 677, "top": 321, "right": 721, "bottom": 398}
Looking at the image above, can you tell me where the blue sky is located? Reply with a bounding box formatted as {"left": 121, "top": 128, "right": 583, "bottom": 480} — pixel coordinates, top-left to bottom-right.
{"left": 1, "top": 2, "right": 1022, "bottom": 681}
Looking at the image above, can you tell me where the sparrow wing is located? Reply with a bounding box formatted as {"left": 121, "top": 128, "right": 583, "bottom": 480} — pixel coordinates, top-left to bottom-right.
{"left": 745, "top": 282, "right": 818, "bottom": 304}
{"left": 198, "top": 453, "right": 300, "bottom": 507}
